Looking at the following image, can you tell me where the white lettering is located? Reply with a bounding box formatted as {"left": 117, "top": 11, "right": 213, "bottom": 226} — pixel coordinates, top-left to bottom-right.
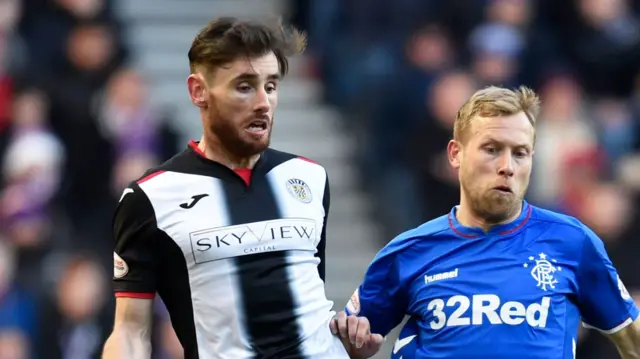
{"left": 427, "top": 295, "right": 551, "bottom": 329}
{"left": 500, "top": 301, "right": 526, "bottom": 325}
{"left": 472, "top": 294, "right": 501, "bottom": 325}
{"left": 425, "top": 268, "right": 459, "bottom": 284}
{"left": 526, "top": 297, "right": 550, "bottom": 327}
{"left": 447, "top": 295, "right": 470, "bottom": 326}
{"left": 190, "top": 218, "right": 318, "bottom": 263}
{"left": 427, "top": 299, "right": 446, "bottom": 330}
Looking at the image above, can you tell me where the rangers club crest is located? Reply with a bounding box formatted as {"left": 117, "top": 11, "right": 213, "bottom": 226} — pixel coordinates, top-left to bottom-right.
{"left": 286, "top": 178, "right": 312, "bottom": 204}
{"left": 524, "top": 252, "right": 561, "bottom": 291}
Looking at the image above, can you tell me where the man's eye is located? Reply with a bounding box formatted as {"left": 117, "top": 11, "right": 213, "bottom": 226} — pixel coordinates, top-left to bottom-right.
{"left": 237, "top": 84, "right": 252, "bottom": 92}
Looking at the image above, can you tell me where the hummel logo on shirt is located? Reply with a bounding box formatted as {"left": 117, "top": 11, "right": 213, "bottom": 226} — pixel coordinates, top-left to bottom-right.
{"left": 425, "top": 268, "right": 459, "bottom": 284}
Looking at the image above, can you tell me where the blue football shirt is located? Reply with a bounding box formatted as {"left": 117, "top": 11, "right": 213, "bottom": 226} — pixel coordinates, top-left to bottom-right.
{"left": 346, "top": 201, "right": 639, "bottom": 359}
{"left": 391, "top": 317, "right": 419, "bottom": 359}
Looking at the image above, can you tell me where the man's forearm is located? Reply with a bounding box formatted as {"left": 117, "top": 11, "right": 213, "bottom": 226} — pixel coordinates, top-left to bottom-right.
{"left": 102, "top": 326, "right": 152, "bottom": 359}
{"left": 616, "top": 335, "right": 640, "bottom": 359}
{"left": 611, "top": 319, "right": 640, "bottom": 359}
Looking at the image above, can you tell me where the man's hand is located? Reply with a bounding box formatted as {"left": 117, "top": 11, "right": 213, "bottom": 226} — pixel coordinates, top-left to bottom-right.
{"left": 330, "top": 311, "right": 384, "bottom": 359}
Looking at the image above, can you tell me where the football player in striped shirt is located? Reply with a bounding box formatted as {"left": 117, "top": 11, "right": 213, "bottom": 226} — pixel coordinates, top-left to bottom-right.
{"left": 102, "top": 17, "right": 381, "bottom": 359}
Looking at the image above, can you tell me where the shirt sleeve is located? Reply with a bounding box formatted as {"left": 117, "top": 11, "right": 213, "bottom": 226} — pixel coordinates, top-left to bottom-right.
{"left": 316, "top": 174, "right": 329, "bottom": 282}
{"left": 112, "top": 183, "right": 160, "bottom": 299}
{"left": 577, "top": 226, "right": 639, "bottom": 333}
{"left": 345, "top": 241, "right": 408, "bottom": 336}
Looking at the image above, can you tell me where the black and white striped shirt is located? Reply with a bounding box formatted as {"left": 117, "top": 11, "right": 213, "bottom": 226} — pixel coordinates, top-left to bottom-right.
{"left": 112, "top": 142, "right": 348, "bottom": 359}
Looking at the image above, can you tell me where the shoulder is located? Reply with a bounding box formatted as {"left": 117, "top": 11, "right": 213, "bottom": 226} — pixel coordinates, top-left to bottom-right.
{"left": 377, "top": 214, "right": 452, "bottom": 261}
{"left": 114, "top": 150, "right": 189, "bottom": 192}
{"left": 129, "top": 150, "right": 211, "bottom": 196}
{"left": 263, "top": 149, "right": 329, "bottom": 204}
{"left": 114, "top": 181, "right": 156, "bottom": 227}
{"left": 114, "top": 154, "right": 187, "bottom": 220}
{"left": 264, "top": 148, "right": 327, "bottom": 179}
{"left": 528, "top": 205, "right": 597, "bottom": 250}
{"left": 529, "top": 205, "right": 591, "bottom": 235}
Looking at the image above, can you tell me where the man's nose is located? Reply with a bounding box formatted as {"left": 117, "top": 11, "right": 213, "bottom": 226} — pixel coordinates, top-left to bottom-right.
{"left": 254, "top": 88, "right": 271, "bottom": 113}
{"left": 498, "top": 153, "right": 515, "bottom": 177}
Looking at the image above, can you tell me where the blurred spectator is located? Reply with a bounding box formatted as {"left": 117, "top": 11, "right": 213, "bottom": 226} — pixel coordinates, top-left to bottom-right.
{"left": 1, "top": 88, "right": 64, "bottom": 290}
{"left": 39, "top": 21, "right": 123, "bottom": 252}
{"left": 0, "top": 329, "right": 29, "bottom": 359}
{"left": 1, "top": 88, "right": 65, "bottom": 226}
{"left": 0, "top": 0, "right": 27, "bottom": 77}
{"left": 37, "top": 254, "right": 113, "bottom": 359}
{"left": 21, "top": 0, "right": 126, "bottom": 76}
{"left": 468, "top": 0, "right": 533, "bottom": 87}
{"left": 580, "top": 182, "right": 633, "bottom": 241}
{"left": 98, "top": 68, "right": 162, "bottom": 196}
{"left": 566, "top": 0, "right": 640, "bottom": 97}
{"left": 409, "top": 71, "right": 477, "bottom": 220}
{"left": 404, "top": 24, "right": 455, "bottom": 105}
{"left": 554, "top": 146, "right": 604, "bottom": 216}
{"left": 0, "top": 241, "right": 36, "bottom": 357}
{"left": 0, "top": 0, "right": 26, "bottom": 146}
{"left": 530, "top": 73, "right": 596, "bottom": 205}
{"left": 591, "top": 98, "right": 637, "bottom": 165}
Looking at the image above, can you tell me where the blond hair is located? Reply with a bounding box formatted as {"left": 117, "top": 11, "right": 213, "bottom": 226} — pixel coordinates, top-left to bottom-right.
{"left": 453, "top": 85, "right": 540, "bottom": 142}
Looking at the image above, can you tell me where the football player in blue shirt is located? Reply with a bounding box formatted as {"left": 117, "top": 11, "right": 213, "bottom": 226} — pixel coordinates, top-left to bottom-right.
{"left": 330, "top": 86, "right": 640, "bottom": 358}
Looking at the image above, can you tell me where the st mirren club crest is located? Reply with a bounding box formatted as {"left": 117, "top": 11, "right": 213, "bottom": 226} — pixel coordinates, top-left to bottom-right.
{"left": 524, "top": 252, "right": 561, "bottom": 291}
{"left": 286, "top": 178, "right": 312, "bottom": 204}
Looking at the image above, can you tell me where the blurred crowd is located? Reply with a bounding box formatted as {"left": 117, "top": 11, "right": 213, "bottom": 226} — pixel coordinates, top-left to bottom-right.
{"left": 0, "top": 0, "right": 181, "bottom": 358}
{"left": 1, "top": 0, "right": 640, "bottom": 358}
{"left": 296, "top": 0, "right": 640, "bottom": 358}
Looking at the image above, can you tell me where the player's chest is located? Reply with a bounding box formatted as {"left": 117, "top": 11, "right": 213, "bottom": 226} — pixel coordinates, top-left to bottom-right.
{"left": 406, "top": 247, "right": 578, "bottom": 324}
{"left": 155, "top": 179, "right": 326, "bottom": 264}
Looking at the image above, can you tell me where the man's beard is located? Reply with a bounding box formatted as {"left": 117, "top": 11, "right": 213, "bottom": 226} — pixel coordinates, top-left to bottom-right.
{"left": 208, "top": 106, "right": 271, "bottom": 158}
{"left": 461, "top": 179, "right": 522, "bottom": 224}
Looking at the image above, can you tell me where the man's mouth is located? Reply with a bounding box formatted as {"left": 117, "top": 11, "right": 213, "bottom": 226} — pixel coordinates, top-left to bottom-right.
{"left": 493, "top": 185, "right": 513, "bottom": 194}
{"left": 246, "top": 120, "right": 268, "bottom": 133}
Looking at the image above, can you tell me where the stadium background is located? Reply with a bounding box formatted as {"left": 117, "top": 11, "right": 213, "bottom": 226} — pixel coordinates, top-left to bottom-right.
{"left": 0, "top": 0, "right": 639, "bottom": 358}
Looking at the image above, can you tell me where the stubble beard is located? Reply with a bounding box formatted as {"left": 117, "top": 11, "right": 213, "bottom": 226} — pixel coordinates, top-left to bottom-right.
{"left": 207, "top": 105, "right": 272, "bottom": 159}
{"left": 461, "top": 178, "right": 522, "bottom": 225}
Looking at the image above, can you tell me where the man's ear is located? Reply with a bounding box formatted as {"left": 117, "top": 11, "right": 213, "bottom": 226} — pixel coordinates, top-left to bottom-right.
{"left": 187, "top": 73, "right": 208, "bottom": 108}
{"left": 447, "top": 139, "right": 462, "bottom": 170}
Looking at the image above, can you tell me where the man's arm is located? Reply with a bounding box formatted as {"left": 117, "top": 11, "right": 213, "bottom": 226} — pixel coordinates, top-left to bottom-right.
{"left": 104, "top": 182, "right": 161, "bottom": 358}
{"left": 102, "top": 298, "right": 154, "bottom": 359}
{"left": 331, "top": 235, "right": 417, "bottom": 358}
{"left": 344, "top": 235, "right": 412, "bottom": 336}
{"left": 608, "top": 317, "right": 640, "bottom": 359}
{"left": 576, "top": 225, "right": 640, "bottom": 354}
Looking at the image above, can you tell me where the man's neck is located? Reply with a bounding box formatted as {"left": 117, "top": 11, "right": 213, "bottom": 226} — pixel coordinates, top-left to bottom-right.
{"left": 456, "top": 199, "right": 522, "bottom": 233}
{"left": 198, "top": 137, "right": 260, "bottom": 169}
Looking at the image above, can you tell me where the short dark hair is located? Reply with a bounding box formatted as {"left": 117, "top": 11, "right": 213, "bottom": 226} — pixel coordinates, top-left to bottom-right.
{"left": 188, "top": 17, "right": 306, "bottom": 76}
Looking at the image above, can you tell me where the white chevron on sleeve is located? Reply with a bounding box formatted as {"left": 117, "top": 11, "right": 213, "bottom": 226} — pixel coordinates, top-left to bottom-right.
{"left": 393, "top": 335, "right": 416, "bottom": 354}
